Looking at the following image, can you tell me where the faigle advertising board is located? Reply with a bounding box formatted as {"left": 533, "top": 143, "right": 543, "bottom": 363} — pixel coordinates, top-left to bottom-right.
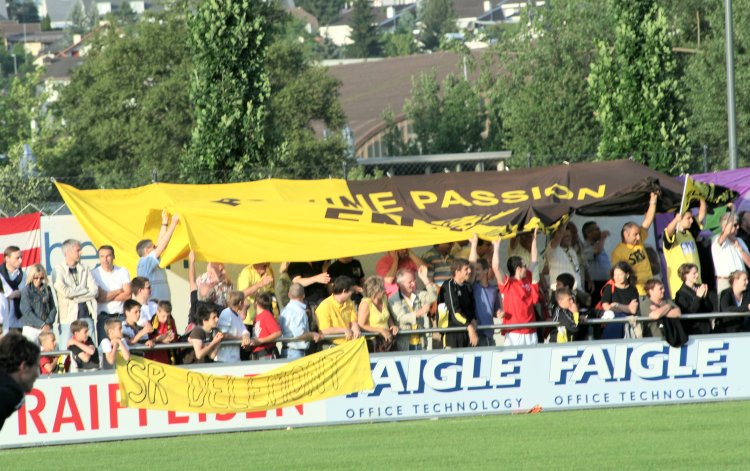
{"left": 2, "top": 335, "right": 747, "bottom": 449}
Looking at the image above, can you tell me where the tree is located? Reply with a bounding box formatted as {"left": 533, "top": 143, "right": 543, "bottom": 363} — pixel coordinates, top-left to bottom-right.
{"left": 41, "top": 15, "right": 52, "bottom": 31}
{"left": 181, "top": 0, "right": 276, "bottom": 183}
{"left": 684, "top": 0, "right": 750, "bottom": 170}
{"left": 295, "top": 0, "right": 345, "bottom": 26}
{"left": 263, "top": 35, "right": 348, "bottom": 178}
{"left": 489, "top": 0, "right": 613, "bottom": 167}
{"left": 395, "top": 68, "right": 485, "bottom": 155}
{"left": 0, "top": 71, "right": 38, "bottom": 156}
{"left": 112, "top": 2, "right": 138, "bottom": 26}
{"left": 348, "top": 0, "right": 380, "bottom": 58}
{"left": 588, "top": 0, "right": 691, "bottom": 175}
{"left": 69, "top": 2, "right": 87, "bottom": 34}
{"left": 8, "top": 1, "right": 40, "bottom": 23}
{"left": 419, "top": 0, "right": 456, "bottom": 51}
{"left": 46, "top": 14, "right": 193, "bottom": 187}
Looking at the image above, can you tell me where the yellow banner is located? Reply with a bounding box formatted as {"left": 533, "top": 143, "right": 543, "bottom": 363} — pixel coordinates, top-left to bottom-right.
{"left": 116, "top": 338, "right": 373, "bottom": 414}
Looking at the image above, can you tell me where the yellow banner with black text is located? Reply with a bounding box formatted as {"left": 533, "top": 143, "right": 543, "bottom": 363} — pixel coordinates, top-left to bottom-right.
{"left": 57, "top": 160, "right": 706, "bottom": 267}
{"left": 116, "top": 338, "right": 373, "bottom": 414}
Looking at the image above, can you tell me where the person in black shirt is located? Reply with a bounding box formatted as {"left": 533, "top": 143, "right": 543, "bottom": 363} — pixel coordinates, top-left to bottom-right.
{"left": 0, "top": 333, "right": 40, "bottom": 431}
{"left": 437, "top": 258, "right": 479, "bottom": 349}
{"left": 328, "top": 257, "right": 365, "bottom": 306}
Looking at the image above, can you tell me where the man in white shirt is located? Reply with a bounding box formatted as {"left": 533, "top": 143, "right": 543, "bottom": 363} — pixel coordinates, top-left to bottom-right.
{"left": 545, "top": 223, "right": 582, "bottom": 295}
{"left": 712, "top": 210, "right": 750, "bottom": 293}
{"left": 92, "top": 245, "right": 131, "bottom": 344}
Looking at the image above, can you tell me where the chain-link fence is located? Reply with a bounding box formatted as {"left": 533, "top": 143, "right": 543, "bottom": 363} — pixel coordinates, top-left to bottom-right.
{"left": 0, "top": 146, "right": 743, "bottom": 217}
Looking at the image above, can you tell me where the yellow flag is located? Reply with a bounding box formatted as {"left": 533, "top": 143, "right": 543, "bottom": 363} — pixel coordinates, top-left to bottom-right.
{"left": 116, "top": 337, "right": 373, "bottom": 414}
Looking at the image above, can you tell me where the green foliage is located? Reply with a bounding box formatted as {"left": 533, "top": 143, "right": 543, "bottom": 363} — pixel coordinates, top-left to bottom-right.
{"left": 0, "top": 144, "right": 56, "bottom": 214}
{"left": 588, "top": 0, "right": 691, "bottom": 175}
{"left": 8, "top": 0, "right": 39, "bottom": 23}
{"left": 112, "top": 2, "right": 139, "bottom": 26}
{"left": 47, "top": 14, "right": 193, "bottom": 187}
{"left": 69, "top": 2, "right": 88, "bottom": 34}
{"left": 182, "top": 0, "right": 275, "bottom": 183}
{"left": 396, "top": 69, "right": 485, "bottom": 155}
{"left": 348, "top": 0, "right": 380, "bottom": 58}
{"left": 295, "top": 0, "right": 345, "bottom": 26}
{"left": 264, "top": 37, "right": 348, "bottom": 179}
{"left": 418, "top": 0, "right": 456, "bottom": 51}
{"left": 684, "top": 0, "right": 750, "bottom": 170}
{"left": 41, "top": 15, "right": 52, "bottom": 31}
{"left": 490, "top": 0, "right": 612, "bottom": 168}
{"left": 382, "top": 32, "right": 418, "bottom": 57}
{"left": 0, "top": 71, "right": 39, "bottom": 155}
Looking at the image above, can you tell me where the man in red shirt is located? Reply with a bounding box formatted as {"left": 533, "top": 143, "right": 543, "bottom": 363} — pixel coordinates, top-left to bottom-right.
{"left": 492, "top": 228, "right": 540, "bottom": 346}
{"left": 249, "top": 292, "right": 282, "bottom": 360}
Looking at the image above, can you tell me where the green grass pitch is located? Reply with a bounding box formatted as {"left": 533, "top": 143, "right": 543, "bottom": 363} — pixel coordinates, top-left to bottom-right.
{"left": 2, "top": 400, "right": 749, "bottom": 470}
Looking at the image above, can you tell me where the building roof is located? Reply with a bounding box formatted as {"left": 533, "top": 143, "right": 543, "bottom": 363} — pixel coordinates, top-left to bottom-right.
{"left": 0, "top": 21, "right": 43, "bottom": 40}
{"left": 286, "top": 6, "right": 319, "bottom": 32}
{"left": 6, "top": 31, "right": 66, "bottom": 44}
{"left": 327, "top": 50, "right": 489, "bottom": 149}
{"left": 331, "top": 4, "right": 415, "bottom": 27}
{"left": 454, "top": 0, "right": 495, "bottom": 19}
{"left": 42, "top": 55, "right": 83, "bottom": 80}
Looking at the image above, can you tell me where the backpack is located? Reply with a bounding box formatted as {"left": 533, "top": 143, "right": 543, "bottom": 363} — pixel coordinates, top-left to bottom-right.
{"left": 659, "top": 317, "right": 689, "bottom": 348}
{"left": 594, "top": 280, "right": 616, "bottom": 312}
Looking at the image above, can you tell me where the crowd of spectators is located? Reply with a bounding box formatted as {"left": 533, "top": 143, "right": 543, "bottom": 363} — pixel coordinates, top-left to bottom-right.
{"left": 1, "top": 195, "right": 749, "bottom": 375}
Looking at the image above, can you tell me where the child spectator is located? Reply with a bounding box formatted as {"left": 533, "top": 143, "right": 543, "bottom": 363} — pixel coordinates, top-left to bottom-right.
{"left": 67, "top": 320, "right": 99, "bottom": 371}
{"left": 216, "top": 291, "right": 251, "bottom": 363}
{"left": 146, "top": 301, "right": 178, "bottom": 365}
{"left": 121, "top": 299, "right": 154, "bottom": 355}
{"left": 549, "top": 287, "right": 580, "bottom": 343}
{"left": 248, "top": 292, "right": 281, "bottom": 360}
{"left": 100, "top": 318, "right": 130, "bottom": 370}
{"left": 38, "top": 331, "right": 68, "bottom": 374}
{"left": 188, "top": 304, "right": 224, "bottom": 363}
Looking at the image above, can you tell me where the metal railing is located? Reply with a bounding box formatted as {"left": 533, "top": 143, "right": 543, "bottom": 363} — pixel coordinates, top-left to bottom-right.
{"left": 37, "top": 311, "right": 749, "bottom": 372}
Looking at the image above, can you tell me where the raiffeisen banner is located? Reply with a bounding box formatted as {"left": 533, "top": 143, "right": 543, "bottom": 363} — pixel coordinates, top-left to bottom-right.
{"left": 2, "top": 336, "right": 746, "bottom": 449}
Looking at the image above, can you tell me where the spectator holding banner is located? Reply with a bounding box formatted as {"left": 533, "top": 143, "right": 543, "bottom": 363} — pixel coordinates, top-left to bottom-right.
{"left": 492, "top": 229, "right": 540, "bottom": 346}
{"left": 136, "top": 211, "right": 179, "bottom": 302}
{"left": 611, "top": 192, "right": 658, "bottom": 295}
{"left": 662, "top": 198, "right": 706, "bottom": 296}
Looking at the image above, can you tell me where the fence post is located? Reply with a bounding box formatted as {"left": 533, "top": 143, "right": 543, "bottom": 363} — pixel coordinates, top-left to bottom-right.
{"left": 702, "top": 145, "right": 708, "bottom": 173}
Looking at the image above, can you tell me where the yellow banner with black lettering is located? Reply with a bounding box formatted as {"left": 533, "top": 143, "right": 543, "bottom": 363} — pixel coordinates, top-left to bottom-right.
{"left": 115, "top": 338, "right": 373, "bottom": 413}
{"left": 57, "top": 160, "right": 710, "bottom": 268}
